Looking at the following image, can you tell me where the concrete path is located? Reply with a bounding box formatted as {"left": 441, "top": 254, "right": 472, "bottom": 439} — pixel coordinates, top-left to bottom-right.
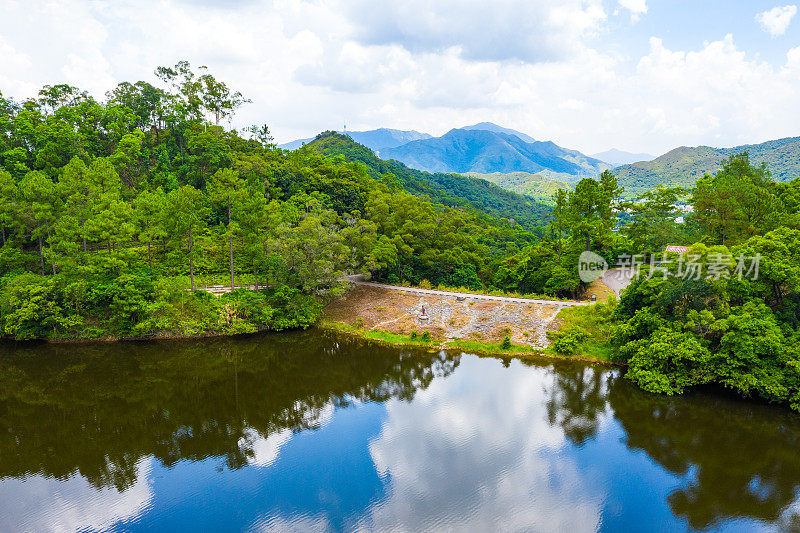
{"left": 351, "top": 280, "right": 588, "bottom": 308}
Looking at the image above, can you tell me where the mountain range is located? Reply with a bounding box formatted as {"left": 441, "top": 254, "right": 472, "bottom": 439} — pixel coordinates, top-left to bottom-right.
{"left": 282, "top": 123, "right": 609, "bottom": 178}
{"left": 612, "top": 136, "right": 800, "bottom": 196}
{"left": 282, "top": 125, "right": 800, "bottom": 201}
{"left": 380, "top": 128, "right": 608, "bottom": 176}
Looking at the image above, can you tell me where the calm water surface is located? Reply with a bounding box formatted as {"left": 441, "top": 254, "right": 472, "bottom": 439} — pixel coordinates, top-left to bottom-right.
{"left": 1, "top": 330, "right": 799, "bottom": 532}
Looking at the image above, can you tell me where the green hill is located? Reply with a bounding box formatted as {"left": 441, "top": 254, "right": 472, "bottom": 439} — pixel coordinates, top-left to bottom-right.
{"left": 463, "top": 171, "right": 573, "bottom": 203}
{"left": 303, "top": 132, "right": 551, "bottom": 228}
{"left": 614, "top": 136, "right": 800, "bottom": 196}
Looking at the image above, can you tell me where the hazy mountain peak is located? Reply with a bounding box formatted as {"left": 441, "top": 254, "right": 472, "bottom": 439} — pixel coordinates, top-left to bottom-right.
{"left": 591, "top": 148, "right": 655, "bottom": 166}
{"left": 459, "top": 122, "right": 536, "bottom": 144}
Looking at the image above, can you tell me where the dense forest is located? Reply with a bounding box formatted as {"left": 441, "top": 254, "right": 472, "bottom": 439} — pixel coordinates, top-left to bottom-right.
{"left": 0, "top": 62, "right": 553, "bottom": 341}
{"left": 551, "top": 154, "right": 800, "bottom": 413}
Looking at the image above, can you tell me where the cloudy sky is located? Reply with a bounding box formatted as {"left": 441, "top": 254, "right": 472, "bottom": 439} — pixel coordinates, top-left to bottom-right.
{"left": 1, "top": 0, "right": 799, "bottom": 155}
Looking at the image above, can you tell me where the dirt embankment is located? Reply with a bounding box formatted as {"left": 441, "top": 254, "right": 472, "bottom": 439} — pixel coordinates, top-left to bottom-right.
{"left": 323, "top": 285, "right": 568, "bottom": 348}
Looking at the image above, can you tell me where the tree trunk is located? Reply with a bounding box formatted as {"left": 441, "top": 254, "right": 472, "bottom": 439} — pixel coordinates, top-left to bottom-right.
{"left": 189, "top": 227, "right": 195, "bottom": 291}
{"left": 254, "top": 265, "right": 258, "bottom": 291}
{"left": 557, "top": 226, "right": 562, "bottom": 259}
{"left": 585, "top": 233, "right": 591, "bottom": 252}
{"left": 228, "top": 198, "right": 234, "bottom": 290}
{"left": 38, "top": 235, "right": 45, "bottom": 275}
{"left": 148, "top": 241, "right": 153, "bottom": 269}
{"left": 81, "top": 216, "right": 87, "bottom": 253}
{"left": 46, "top": 223, "right": 56, "bottom": 275}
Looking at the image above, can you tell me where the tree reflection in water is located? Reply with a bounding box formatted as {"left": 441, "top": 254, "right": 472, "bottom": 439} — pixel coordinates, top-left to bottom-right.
{"left": 608, "top": 378, "right": 800, "bottom": 530}
{"left": 542, "top": 362, "right": 612, "bottom": 446}
{"left": 0, "top": 331, "right": 458, "bottom": 491}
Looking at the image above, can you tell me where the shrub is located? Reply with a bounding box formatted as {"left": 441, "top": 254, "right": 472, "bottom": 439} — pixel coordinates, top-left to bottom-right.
{"left": 501, "top": 335, "right": 512, "bottom": 349}
{"left": 550, "top": 326, "right": 589, "bottom": 355}
{"left": 421, "top": 331, "right": 431, "bottom": 342}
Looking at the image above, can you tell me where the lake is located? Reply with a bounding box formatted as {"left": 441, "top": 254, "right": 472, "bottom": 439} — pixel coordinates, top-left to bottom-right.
{"left": 1, "top": 330, "right": 799, "bottom": 532}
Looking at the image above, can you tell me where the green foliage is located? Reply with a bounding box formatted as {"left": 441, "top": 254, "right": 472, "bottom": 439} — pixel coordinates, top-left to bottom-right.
{"left": 550, "top": 326, "right": 589, "bottom": 355}
{"left": 692, "top": 154, "right": 782, "bottom": 245}
{"left": 624, "top": 328, "right": 713, "bottom": 395}
{"left": 610, "top": 235, "right": 800, "bottom": 411}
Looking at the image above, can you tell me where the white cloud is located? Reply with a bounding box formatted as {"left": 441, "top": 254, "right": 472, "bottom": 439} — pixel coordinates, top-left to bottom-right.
{"left": 0, "top": 458, "right": 154, "bottom": 533}
{"left": 618, "top": 0, "right": 647, "bottom": 22}
{"left": 359, "top": 357, "right": 609, "bottom": 531}
{"left": 756, "top": 5, "right": 797, "bottom": 36}
{"left": 1, "top": 1, "right": 800, "bottom": 156}
{"left": 336, "top": 0, "right": 606, "bottom": 62}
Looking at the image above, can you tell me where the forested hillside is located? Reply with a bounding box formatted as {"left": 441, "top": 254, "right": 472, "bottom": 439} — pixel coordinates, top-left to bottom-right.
{"left": 0, "top": 62, "right": 543, "bottom": 341}
{"left": 614, "top": 137, "right": 800, "bottom": 195}
{"left": 302, "top": 131, "right": 551, "bottom": 229}
{"left": 464, "top": 171, "right": 572, "bottom": 203}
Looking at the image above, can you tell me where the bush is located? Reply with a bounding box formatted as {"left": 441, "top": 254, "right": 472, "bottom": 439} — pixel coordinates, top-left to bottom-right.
{"left": 549, "top": 326, "right": 589, "bottom": 355}
{"left": 421, "top": 331, "right": 431, "bottom": 342}
{"left": 501, "top": 335, "right": 512, "bottom": 349}
{"left": 267, "top": 285, "right": 322, "bottom": 330}
{"left": 624, "top": 328, "right": 713, "bottom": 395}
{"left": 0, "top": 273, "right": 81, "bottom": 339}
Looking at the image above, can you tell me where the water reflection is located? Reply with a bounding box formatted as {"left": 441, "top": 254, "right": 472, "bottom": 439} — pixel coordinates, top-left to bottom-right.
{"left": 361, "top": 356, "right": 606, "bottom": 531}
{"left": 0, "top": 331, "right": 799, "bottom": 531}
{"left": 544, "top": 364, "right": 612, "bottom": 446}
{"left": 609, "top": 381, "right": 800, "bottom": 531}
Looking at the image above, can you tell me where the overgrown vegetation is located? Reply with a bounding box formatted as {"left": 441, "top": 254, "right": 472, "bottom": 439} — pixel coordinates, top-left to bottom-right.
{"left": 547, "top": 300, "right": 616, "bottom": 361}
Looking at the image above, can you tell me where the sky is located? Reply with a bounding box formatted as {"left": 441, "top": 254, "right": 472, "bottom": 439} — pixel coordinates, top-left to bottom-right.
{"left": 1, "top": 0, "right": 799, "bottom": 155}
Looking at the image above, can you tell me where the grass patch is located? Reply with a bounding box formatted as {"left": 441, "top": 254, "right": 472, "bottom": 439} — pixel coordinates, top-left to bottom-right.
{"left": 545, "top": 299, "right": 616, "bottom": 360}
{"left": 446, "top": 338, "right": 541, "bottom": 356}
{"left": 321, "top": 321, "right": 437, "bottom": 347}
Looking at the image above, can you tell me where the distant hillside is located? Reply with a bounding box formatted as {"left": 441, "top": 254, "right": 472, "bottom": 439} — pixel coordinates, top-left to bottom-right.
{"left": 381, "top": 127, "right": 608, "bottom": 177}
{"left": 591, "top": 148, "right": 654, "bottom": 166}
{"left": 613, "top": 136, "right": 800, "bottom": 196}
{"left": 280, "top": 128, "right": 431, "bottom": 151}
{"left": 304, "top": 132, "right": 551, "bottom": 228}
{"left": 464, "top": 171, "right": 572, "bottom": 203}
